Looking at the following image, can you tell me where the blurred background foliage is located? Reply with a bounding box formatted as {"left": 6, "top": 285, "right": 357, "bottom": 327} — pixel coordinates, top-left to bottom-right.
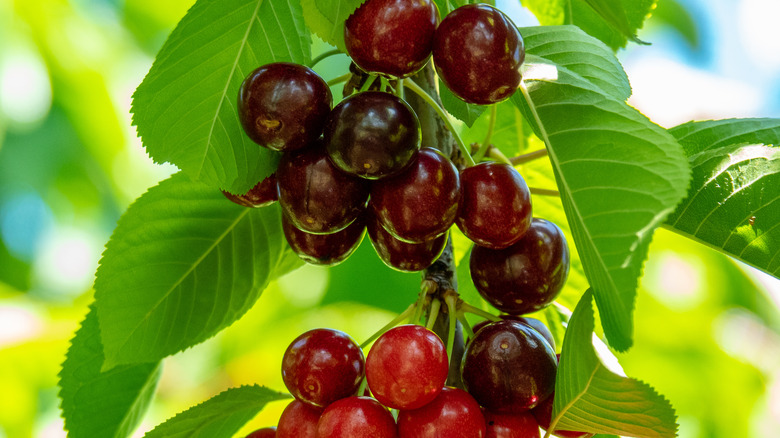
{"left": 0, "top": 0, "right": 779, "bottom": 437}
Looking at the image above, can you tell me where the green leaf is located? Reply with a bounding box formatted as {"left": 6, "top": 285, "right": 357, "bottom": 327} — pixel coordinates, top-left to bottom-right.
{"left": 144, "top": 385, "right": 289, "bottom": 438}
{"left": 131, "top": 0, "right": 311, "bottom": 195}
{"left": 513, "top": 53, "right": 690, "bottom": 350}
{"left": 570, "top": 0, "right": 655, "bottom": 50}
{"left": 59, "top": 305, "right": 162, "bottom": 438}
{"left": 666, "top": 118, "right": 780, "bottom": 279}
{"left": 301, "top": 0, "right": 364, "bottom": 51}
{"left": 553, "top": 290, "right": 677, "bottom": 437}
{"left": 95, "top": 173, "right": 288, "bottom": 368}
{"left": 651, "top": 0, "right": 700, "bottom": 49}
{"left": 579, "top": 0, "right": 650, "bottom": 45}
{"left": 523, "top": 0, "right": 567, "bottom": 25}
{"left": 439, "top": 80, "right": 487, "bottom": 127}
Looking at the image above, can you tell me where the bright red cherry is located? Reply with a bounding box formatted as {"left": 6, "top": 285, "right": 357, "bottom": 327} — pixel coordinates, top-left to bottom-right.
{"left": 366, "top": 325, "right": 448, "bottom": 410}
{"left": 367, "top": 214, "right": 447, "bottom": 272}
{"left": 316, "top": 396, "right": 397, "bottom": 438}
{"left": 238, "top": 63, "right": 332, "bottom": 151}
{"left": 345, "top": 0, "right": 439, "bottom": 78}
{"left": 370, "top": 148, "right": 460, "bottom": 243}
{"left": 223, "top": 173, "right": 278, "bottom": 208}
{"left": 277, "top": 400, "right": 322, "bottom": 438}
{"left": 324, "top": 91, "right": 421, "bottom": 180}
{"left": 281, "top": 328, "right": 365, "bottom": 408}
{"left": 461, "top": 320, "right": 557, "bottom": 413}
{"left": 484, "top": 410, "right": 540, "bottom": 438}
{"left": 531, "top": 392, "right": 593, "bottom": 438}
{"left": 397, "top": 387, "right": 486, "bottom": 438}
{"left": 456, "top": 162, "right": 532, "bottom": 249}
{"left": 277, "top": 142, "right": 369, "bottom": 234}
{"left": 282, "top": 213, "right": 365, "bottom": 266}
{"left": 472, "top": 316, "right": 556, "bottom": 352}
{"left": 470, "top": 218, "right": 569, "bottom": 315}
{"left": 433, "top": 4, "right": 524, "bottom": 104}
{"left": 245, "top": 427, "right": 277, "bottom": 438}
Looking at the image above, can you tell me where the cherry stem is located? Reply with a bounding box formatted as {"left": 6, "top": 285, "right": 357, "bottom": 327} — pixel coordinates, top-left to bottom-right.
{"left": 426, "top": 298, "right": 442, "bottom": 330}
{"left": 360, "top": 302, "right": 416, "bottom": 348}
{"left": 404, "top": 79, "right": 476, "bottom": 167}
{"left": 473, "top": 105, "right": 497, "bottom": 161}
{"left": 488, "top": 147, "right": 512, "bottom": 165}
{"left": 444, "top": 294, "right": 458, "bottom": 365}
{"left": 459, "top": 302, "right": 500, "bottom": 322}
{"left": 327, "top": 73, "right": 351, "bottom": 87}
{"left": 456, "top": 311, "right": 475, "bottom": 340}
{"left": 310, "top": 49, "right": 342, "bottom": 68}
{"left": 530, "top": 187, "right": 560, "bottom": 197}
{"left": 357, "top": 376, "right": 368, "bottom": 397}
{"left": 396, "top": 78, "right": 405, "bottom": 100}
{"left": 360, "top": 75, "right": 378, "bottom": 92}
{"left": 510, "top": 148, "right": 548, "bottom": 165}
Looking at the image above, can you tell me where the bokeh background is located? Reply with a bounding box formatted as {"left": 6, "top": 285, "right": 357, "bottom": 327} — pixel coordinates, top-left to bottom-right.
{"left": 1, "top": 0, "right": 779, "bottom": 436}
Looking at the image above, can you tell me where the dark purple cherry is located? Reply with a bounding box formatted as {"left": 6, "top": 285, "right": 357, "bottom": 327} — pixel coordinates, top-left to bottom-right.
{"left": 245, "top": 427, "right": 277, "bottom": 438}
{"left": 316, "top": 397, "right": 397, "bottom": 438}
{"left": 484, "top": 410, "right": 540, "bottom": 438}
{"left": 345, "top": 0, "right": 439, "bottom": 78}
{"left": 367, "top": 214, "right": 446, "bottom": 272}
{"left": 470, "top": 218, "right": 569, "bottom": 315}
{"left": 324, "top": 91, "right": 421, "bottom": 180}
{"left": 371, "top": 148, "right": 460, "bottom": 243}
{"left": 456, "top": 162, "right": 532, "bottom": 249}
{"left": 223, "top": 173, "right": 278, "bottom": 208}
{"left": 433, "top": 4, "right": 524, "bottom": 104}
{"left": 281, "top": 328, "right": 365, "bottom": 408}
{"left": 282, "top": 213, "right": 365, "bottom": 266}
{"left": 397, "top": 387, "right": 486, "bottom": 438}
{"left": 238, "top": 63, "right": 332, "bottom": 151}
{"left": 461, "top": 320, "right": 557, "bottom": 413}
{"left": 277, "top": 141, "right": 369, "bottom": 234}
{"left": 472, "top": 316, "right": 555, "bottom": 352}
{"left": 277, "top": 400, "right": 322, "bottom": 438}
{"left": 531, "top": 392, "right": 593, "bottom": 438}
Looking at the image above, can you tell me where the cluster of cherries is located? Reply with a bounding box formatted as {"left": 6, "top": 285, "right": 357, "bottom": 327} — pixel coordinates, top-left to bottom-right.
{"left": 244, "top": 318, "right": 591, "bottom": 437}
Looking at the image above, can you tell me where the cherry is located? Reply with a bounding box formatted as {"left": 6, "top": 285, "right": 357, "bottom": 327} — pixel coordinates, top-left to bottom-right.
{"left": 281, "top": 328, "right": 365, "bottom": 408}
{"left": 245, "top": 427, "right": 277, "bottom": 438}
{"left": 432, "top": 4, "right": 524, "bottom": 104}
{"left": 472, "top": 316, "right": 555, "bottom": 352}
{"left": 397, "top": 387, "right": 486, "bottom": 438}
{"left": 461, "top": 320, "right": 556, "bottom": 413}
{"left": 345, "top": 0, "right": 439, "bottom": 78}
{"left": 282, "top": 213, "right": 365, "bottom": 266}
{"left": 484, "top": 410, "right": 540, "bottom": 438}
{"left": 367, "top": 214, "right": 447, "bottom": 272}
{"left": 316, "top": 396, "right": 397, "bottom": 438}
{"left": 276, "top": 400, "right": 323, "bottom": 438}
{"left": 531, "top": 392, "right": 593, "bottom": 438}
{"left": 324, "top": 91, "right": 421, "bottom": 180}
{"left": 456, "top": 162, "right": 532, "bottom": 249}
{"left": 470, "top": 218, "right": 569, "bottom": 315}
{"left": 238, "top": 63, "right": 332, "bottom": 151}
{"left": 277, "top": 141, "right": 369, "bottom": 234}
{"left": 370, "top": 147, "right": 460, "bottom": 243}
{"left": 366, "top": 325, "right": 448, "bottom": 410}
{"left": 223, "top": 173, "right": 278, "bottom": 208}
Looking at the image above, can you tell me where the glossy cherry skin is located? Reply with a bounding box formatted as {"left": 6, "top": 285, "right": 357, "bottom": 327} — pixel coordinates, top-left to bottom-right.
{"left": 371, "top": 148, "right": 460, "bottom": 243}
{"left": 531, "top": 392, "right": 593, "bottom": 438}
{"left": 484, "top": 410, "right": 540, "bottom": 438}
{"left": 470, "top": 218, "right": 570, "bottom": 315}
{"left": 238, "top": 63, "right": 332, "bottom": 151}
{"left": 281, "top": 328, "right": 365, "bottom": 408}
{"left": 367, "top": 214, "right": 447, "bottom": 272}
{"left": 473, "top": 316, "right": 555, "bottom": 352}
{"left": 282, "top": 213, "right": 365, "bottom": 266}
{"left": 461, "top": 320, "right": 557, "bottom": 413}
{"left": 433, "top": 4, "right": 524, "bottom": 104}
{"left": 223, "top": 173, "right": 278, "bottom": 208}
{"left": 277, "top": 142, "right": 369, "bottom": 234}
{"left": 345, "top": 0, "right": 439, "bottom": 78}
{"left": 277, "top": 400, "right": 322, "bottom": 438}
{"left": 457, "top": 162, "right": 532, "bottom": 249}
{"left": 245, "top": 427, "right": 277, "bottom": 438}
{"left": 316, "top": 396, "right": 397, "bottom": 438}
{"left": 324, "top": 91, "right": 421, "bottom": 180}
{"left": 397, "top": 387, "right": 486, "bottom": 438}
{"left": 366, "top": 325, "right": 448, "bottom": 410}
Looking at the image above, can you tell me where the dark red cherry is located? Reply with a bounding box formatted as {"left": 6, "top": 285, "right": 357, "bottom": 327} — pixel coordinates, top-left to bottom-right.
{"left": 245, "top": 427, "right": 277, "bottom": 438}
{"left": 456, "top": 162, "right": 532, "bottom": 249}
{"left": 238, "top": 63, "right": 332, "bottom": 151}
{"left": 397, "top": 387, "right": 486, "bottom": 438}
{"left": 281, "top": 328, "right": 365, "bottom": 408}
{"left": 316, "top": 396, "right": 397, "bottom": 438}
{"left": 282, "top": 213, "right": 365, "bottom": 266}
{"left": 433, "top": 4, "right": 524, "bottom": 104}
{"left": 484, "top": 410, "right": 540, "bottom": 438}
{"left": 461, "top": 320, "right": 557, "bottom": 413}
{"left": 366, "top": 325, "right": 448, "bottom": 410}
{"left": 345, "top": 0, "right": 439, "bottom": 78}
{"left": 277, "top": 400, "right": 322, "bottom": 438}
{"left": 370, "top": 148, "right": 460, "bottom": 243}
{"left": 472, "top": 316, "right": 555, "bottom": 352}
{"left": 470, "top": 218, "right": 569, "bottom": 315}
{"left": 531, "top": 392, "right": 593, "bottom": 438}
{"left": 367, "top": 214, "right": 447, "bottom": 272}
{"left": 324, "top": 91, "right": 420, "bottom": 180}
{"left": 223, "top": 173, "right": 278, "bottom": 208}
{"left": 277, "top": 142, "right": 369, "bottom": 234}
